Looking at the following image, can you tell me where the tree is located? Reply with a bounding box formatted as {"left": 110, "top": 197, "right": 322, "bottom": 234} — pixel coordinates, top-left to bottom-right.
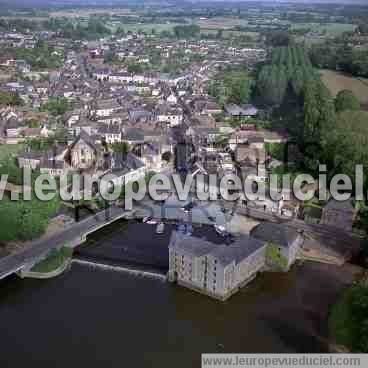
{"left": 0, "top": 91, "right": 22, "bottom": 106}
{"left": 103, "top": 50, "right": 116, "bottom": 64}
{"left": 265, "top": 31, "right": 293, "bottom": 47}
{"left": 358, "top": 23, "right": 368, "bottom": 35}
{"left": 111, "top": 142, "right": 130, "bottom": 154}
{"left": 324, "top": 110, "right": 368, "bottom": 185}
{"left": 127, "top": 63, "right": 144, "bottom": 74}
{"left": 0, "top": 194, "right": 60, "bottom": 242}
{"left": 40, "top": 97, "right": 70, "bottom": 116}
{"left": 210, "top": 69, "right": 252, "bottom": 106}
{"left": 26, "top": 119, "right": 40, "bottom": 128}
{"left": 173, "top": 25, "right": 200, "bottom": 39}
{"left": 257, "top": 64, "right": 288, "bottom": 106}
{"left": 335, "top": 90, "right": 361, "bottom": 113}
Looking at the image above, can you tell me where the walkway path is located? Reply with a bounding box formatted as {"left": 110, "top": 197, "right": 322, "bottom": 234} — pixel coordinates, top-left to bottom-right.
{"left": 0, "top": 206, "right": 126, "bottom": 280}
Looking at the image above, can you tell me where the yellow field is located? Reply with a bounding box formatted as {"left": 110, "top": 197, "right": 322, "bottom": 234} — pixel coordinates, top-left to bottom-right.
{"left": 320, "top": 69, "right": 368, "bottom": 106}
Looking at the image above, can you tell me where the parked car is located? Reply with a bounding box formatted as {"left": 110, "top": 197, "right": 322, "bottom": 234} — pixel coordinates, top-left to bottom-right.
{"left": 181, "top": 202, "right": 195, "bottom": 213}
{"left": 207, "top": 216, "right": 215, "bottom": 222}
{"left": 214, "top": 224, "right": 226, "bottom": 236}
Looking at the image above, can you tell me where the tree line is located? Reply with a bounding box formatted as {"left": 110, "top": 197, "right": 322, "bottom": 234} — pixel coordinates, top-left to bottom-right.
{"left": 257, "top": 45, "right": 368, "bottom": 189}
{"left": 309, "top": 43, "right": 368, "bottom": 78}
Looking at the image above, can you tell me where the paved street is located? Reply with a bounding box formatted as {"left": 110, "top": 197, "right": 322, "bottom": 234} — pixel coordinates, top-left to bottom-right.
{"left": 0, "top": 206, "right": 126, "bottom": 279}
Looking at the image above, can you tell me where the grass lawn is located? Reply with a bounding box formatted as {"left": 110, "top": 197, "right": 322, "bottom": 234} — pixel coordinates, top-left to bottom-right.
{"left": 200, "top": 29, "right": 260, "bottom": 40}
{"left": 328, "top": 288, "right": 355, "bottom": 349}
{"left": 0, "top": 144, "right": 24, "bottom": 161}
{"left": 31, "top": 247, "right": 73, "bottom": 273}
{"left": 320, "top": 69, "right": 368, "bottom": 105}
{"left": 195, "top": 17, "right": 249, "bottom": 30}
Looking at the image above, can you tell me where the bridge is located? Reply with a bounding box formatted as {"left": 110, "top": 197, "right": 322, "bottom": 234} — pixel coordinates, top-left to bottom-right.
{"left": 0, "top": 206, "right": 128, "bottom": 280}
{"left": 0, "top": 197, "right": 362, "bottom": 280}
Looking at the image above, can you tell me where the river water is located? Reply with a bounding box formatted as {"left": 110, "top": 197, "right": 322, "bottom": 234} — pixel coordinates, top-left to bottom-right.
{"left": 0, "top": 255, "right": 357, "bottom": 368}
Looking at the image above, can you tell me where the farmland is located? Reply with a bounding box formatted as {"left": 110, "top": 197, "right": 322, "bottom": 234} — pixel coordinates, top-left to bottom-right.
{"left": 320, "top": 69, "right": 368, "bottom": 107}
{"left": 110, "top": 22, "right": 181, "bottom": 34}
{"left": 291, "top": 22, "right": 357, "bottom": 37}
{"left": 195, "top": 17, "right": 249, "bottom": 30}
{"left": 49, "top": 8, "right": 134, "bottom": 18}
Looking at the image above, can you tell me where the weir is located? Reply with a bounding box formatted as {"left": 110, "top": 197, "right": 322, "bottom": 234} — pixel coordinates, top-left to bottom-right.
{"left": 71, "top": 259, "right": 167, "bottom": 281}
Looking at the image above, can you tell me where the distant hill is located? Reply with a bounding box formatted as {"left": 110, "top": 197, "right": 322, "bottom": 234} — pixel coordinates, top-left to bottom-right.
{"left": 1, "top": 0, "right": 368, "bottom": 9}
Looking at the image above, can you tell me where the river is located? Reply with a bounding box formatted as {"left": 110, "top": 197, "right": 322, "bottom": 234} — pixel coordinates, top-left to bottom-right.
{"left": 0, "top": 253, "right": 359, "bottom": 368}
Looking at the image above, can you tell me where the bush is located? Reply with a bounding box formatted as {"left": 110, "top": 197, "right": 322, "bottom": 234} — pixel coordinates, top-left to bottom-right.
{"left": 329, "top": 283, "right": 368, "bottom": 352}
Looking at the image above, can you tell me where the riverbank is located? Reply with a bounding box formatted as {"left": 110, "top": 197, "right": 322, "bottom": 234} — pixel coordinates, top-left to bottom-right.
{"left": 0, "top": 261, "right": 361, "bottom": 367}
{"left": 19, "top": 257, "right": 71, "bottom": 279}
{"left": 328, "top": 273, "right": 368, "bottom": 353}
{"left": 17, "top": 247, "right": 73, "bottom": 279}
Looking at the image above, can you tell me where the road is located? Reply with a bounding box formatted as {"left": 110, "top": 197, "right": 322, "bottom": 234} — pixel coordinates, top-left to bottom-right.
{"left": 0, "top": 196, "right": 361, "bottom": 280}
{"left": 0, "top": 206, "right": 126, "bottom": 280}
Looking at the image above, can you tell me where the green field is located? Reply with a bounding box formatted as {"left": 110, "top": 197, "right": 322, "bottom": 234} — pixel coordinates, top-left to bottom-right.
{"left": 291, "top": 22, "right": 357, "bottom": 36}
{"left": 109, "top": 22, "right": 181, "bottom": 33}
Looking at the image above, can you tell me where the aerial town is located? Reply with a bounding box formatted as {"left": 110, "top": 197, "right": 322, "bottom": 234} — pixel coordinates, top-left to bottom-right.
{"left": 1, "top": 0, "right": 368, "bottom": 364}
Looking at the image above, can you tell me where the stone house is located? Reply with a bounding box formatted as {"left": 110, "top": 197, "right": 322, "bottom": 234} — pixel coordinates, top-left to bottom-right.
{"left": 39, "top": 159, "right": 66, "bottom": 177}
{"left": 134, "top": 142, "right": 162, "bottom": 171}
{"left": 91, "top": 99, "right": 121, "bottom": 117}
{"left": 235, "top": 137, "right": 267, "bottom": 181}
{"left": 251, "top": 222, "right": 303, "bottom": 270}
{"left": 18, "top": 151, "right": 43, "bottom": 169}
{"left": 156, "top": 104, "right": 183, "bottom": 127}
{"left": 320, "top": 199, "right": 356, "bottom": 231}
{"left": 108, "top": 152, "right": 146, "bottom": 187}
{"left": 97, "top": 125, "right": 122, "bottom": 144}
{"left": 168, "top": 231, "right": 267, "bottom": 301}
{"left": 66, "top": 132, "right": 101, "bottom": 171}
{"left": 5, "top": 118, "right": 23, "bottom": 138}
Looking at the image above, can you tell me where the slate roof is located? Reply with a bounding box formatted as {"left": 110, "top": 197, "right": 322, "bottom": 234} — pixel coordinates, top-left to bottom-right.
{"left": 69, "top": 131, "right": 98, "bottom": 151}
{"left": 169, "top": 231, "right": 266, "bottom": 266}
{"left": 324, "top": 199, "right": 354, "bottom": 213}
{"left": 210, "top": 236, "right": 265, "bottom": 266}
{"left": 111, "top": 152, "right": 145, "bottom": 171}
{"left": 124, "top": 127, "right": 144, "bottom": 142}
{"left": 169, "top": 231, "right": 216, "bottom": 257}
{"left": 251, "top": 223, "right": 299, "bottom": 248}
{"left": 39, "top": 159, "right": 65, "bottom": 170}
{"left": 98, "top": 125, "right": 121, "bottom": 135}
